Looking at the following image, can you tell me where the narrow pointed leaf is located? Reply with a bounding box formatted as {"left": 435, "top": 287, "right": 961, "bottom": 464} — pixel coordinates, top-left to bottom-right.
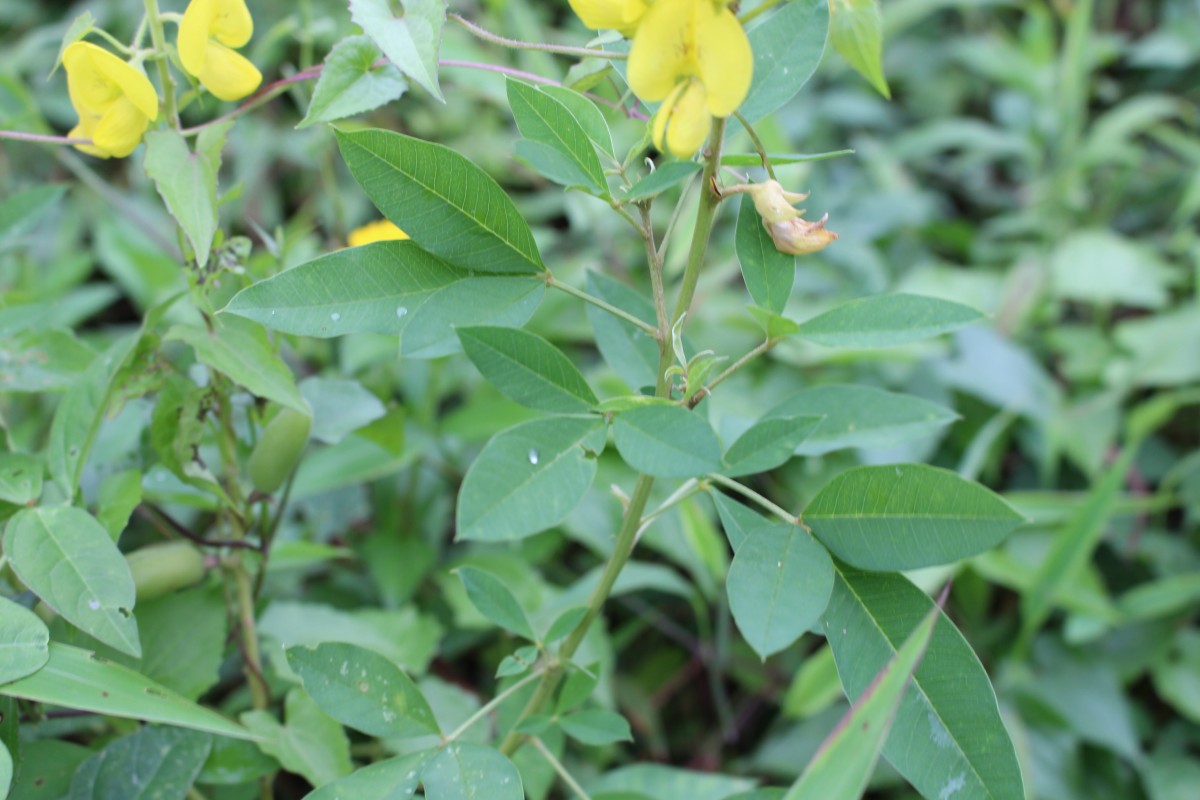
{"left": 736, "top": 195, "right": 795, "bottom": 313}
{"left": 455, "top": 566, "right": 536, "bottom": 641}
{"left": 0, "top": 643, "right": 255, "bottom": 740}
{"left": 804, "top": 464, "right": 1024, "bottom": 571}
{"left": 337, "top": 129, "right": 544, "bottom": 274}
{"left": 457, "top": 326, "right": 597, "bottom": 414}
{"left": 507, "top": 80, "right": 607, "bottom": 195}
{"left": 796, "top": 294, "right": 984, "bottom": 348}
{"left": 613, "top": 405, "right": 722, "bottom": 478}
{"left": 623, "top": 162, "right": 702, "bottom": 202}
{"left": 722, "top": 414, "right": 823, "bottom": 476}
{"left": 830, "top": 0, "right": 891, "bottom": 98}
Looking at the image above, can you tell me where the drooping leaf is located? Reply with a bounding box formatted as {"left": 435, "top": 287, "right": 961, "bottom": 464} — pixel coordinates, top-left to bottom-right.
{"left": 222, "top": 241, "right": 544, "bottom": 357}
{"left": 455, "top": 566, "right": 537, "bottom": 641}
{"left": 421, "top": 743, "right": 524, "bottom": 800}
{"left": 739, "top": 0, "right": 830, "bottom": 124}
{"left": 796, "top": 294, "right": 984, "bottom": 348}
{"left": 785, "top": 587, "right": 940, "bottom": 800}
{"left": 736, "top": 195, "right": 795, "bottom": 313}
{"left": 458, "top": 326, "right": 597, "bottom": 414}
{"left": 804, "top": 464, "right": 1024, "bottom": 571}
{"left": 0, "top": 643, "right": 255, "bottom": 740}
{"left": 68, "top": 726, "right": 212, "bottom": 800}
{"left": 829, "top": 0, "right": 891, "bottom": 98}
{"left": 0, "top": 597, "right": 50, "bottom": 683}
{"left": 300, "top": 35, "right": 407, "bottom": 128}
{"left": 5, "top": 506, "right": 140, "bottom": 657}
{"left": 613, "top": 405, "right": 723, "bottom": 478}
{"left": 349, "top": 0, "right": 445, "bottom": 100}
{"left": 456, "top": 416, "right": 605, "bottom": 541}
{"left": 722, "top": 414, "right": 823, "bottom": 477}
{"left": 727, "top": 525, "right": 834, "bottom": 659}
{"left": 821, "top": 566, "right": 1025, "bottom": 800}
{"left": 337, "top": 129, "right": 544, "bottom": 274}
{"left": 507, "top": 79, "right": 607, "bottom": 195}
{"left": 287, "top": 642, "right": 441, "bottom": 739}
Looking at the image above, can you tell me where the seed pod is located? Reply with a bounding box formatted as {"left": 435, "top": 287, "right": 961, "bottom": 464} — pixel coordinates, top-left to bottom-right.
{"left": 126, "top": 541, "right": 207, "bottom": 601}
{"left": 247, "top": 406, "right": 312, "bottom": 494}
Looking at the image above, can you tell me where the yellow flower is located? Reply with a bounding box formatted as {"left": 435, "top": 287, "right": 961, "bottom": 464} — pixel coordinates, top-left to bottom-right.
{"left": 348, "top": 220, "right": 409, "bottom": 247}
{"left": 568, "top": 0, "right": 649, "bottom": 35}
{"left": 178, "top": 0, "right": 262, "bottom": 102}
{"left": 63, "top": 42, "right": 159, "bottom": 159}
{"left": 628, "top": 0, "right": 753, "bottom": 158}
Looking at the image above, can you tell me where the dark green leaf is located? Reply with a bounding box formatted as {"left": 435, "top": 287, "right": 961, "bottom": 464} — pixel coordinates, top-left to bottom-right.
{"left": 722, "top": 414, "right": 823, "bottom": 477}
{"left": 507, "top": 80, "right": 607, "bottom": 195}
{"left": 541, "top": 85, "right": 613, "bottom": 155}
{"left": 623, "top": 162, "right": 702, "bottom": 203}
{"left": 458, "top": 326, "right": 597, "bottom": 414}
{"left": 613, "top": 405, "right": 722, "bottom": 478}
{"left": 736, "top": 195, "right": 794, "bottom": 313}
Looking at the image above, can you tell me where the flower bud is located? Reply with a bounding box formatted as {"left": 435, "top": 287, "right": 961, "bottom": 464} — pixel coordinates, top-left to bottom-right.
{"left": 766, "top": 214, "right": 839, "bottom": 256}
{"left": 745, "top": 179, "right": 810, "bottom": 224}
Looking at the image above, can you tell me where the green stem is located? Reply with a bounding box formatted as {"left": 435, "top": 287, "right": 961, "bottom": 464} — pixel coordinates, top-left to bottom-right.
{"left": 92, "top": 27, "right": 135, "bottom": 56}
{"left": 733, "top": 112, "right": 776, "bottom": 180}
{"left": 691, "top": 339, "right": 773, "bottom": 407}
{"left": 549, "top": 276, "right": 660, "bottom": 339}
{"left": 446, "top": 670, "right": 543, "bottom": 742}
{"left": 531, "top": 737, "right": 593, "bottom": 800}
{"left": 449, "top": 13, "right": 627, "bottom": 61}
{"left": 706, "top": 472, "right": 805, "bottom": 529}
{"left": 641, "top": 478, "right": 702, "bottom": 526}
{"left": 143, "top": 0, "right": 178, "bottom": 126}
{"left": 671, "top": 117, "right": 727, "bottom": 329}
{"left": 739, "top": 0, "right": 785, "bottom": 25}
{"left": 640, "top": 204, "right": 670, "bottom": 344}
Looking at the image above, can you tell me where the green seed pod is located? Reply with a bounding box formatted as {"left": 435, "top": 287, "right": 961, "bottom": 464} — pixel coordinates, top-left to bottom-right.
{"left": 126, "top": 541, "right": 207, "bottom": 601}
{"left": 247, "top": 406, "right": 312, "bottom": 494}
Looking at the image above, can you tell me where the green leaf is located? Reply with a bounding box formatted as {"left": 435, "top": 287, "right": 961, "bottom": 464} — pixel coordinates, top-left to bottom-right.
{"left": 711, "top": 491, "right": 774, "bottom": 553}
{"left": 585, "top": 272, "right": 659, "bottom": 392}
{"left": 721, "top": 150, "right": 855, "bottom": 167}
{"left": 5, "top": 507, "right": 140, "bottom": 657}
{"left": 300, "top": 35, "right": 407, "bottom": 128}
{"left": 9, "top": 740, "right": 91, "bottom": 798}
{"left": 0, "top": 598, "right": 49, "bottom": 683}
{"left": 507, "top": 80, "right": 607, "bottom": 195}
{"left": 782, "top": 645, "right": 843, "bottom": 719}
{"left": 556, "top": 663, "right": 600, "bottom": 714}
{"left": 349, "top": 0, "right": 445, "bottom": 100}
{"left": 241, "top": 689, "right": 351, "bottom": 787}
{"left": 0, "top": 329, "right": 95, "bottom": 392}
{"left": 306, "top": 752, "right": 429, "bottom": 800}
{"left": 143, "top": 123, "right": 229, "bottom": 269}
{"left": 764, "top": 385, "right": 959, "bottom": 456}
{"left": 513, "top": 140, "right": 600, "bottom": 192}
{"left": 722, "top": 414, "right": 823, "bottom": 477}
{"left": 68, "top": 726, "right": 211, "bottom": 800}
{"left": 613, "top": 405, "right": 722, "bottom": 479}
{"left": 456, "top": 416, "right": 605, "bottom": 542}
{"left": 560, "top": 709, "right": 633, "bottom": 745}
{"left": 727, "top": 525, "right": 834, "bottom": 659}
{"left": 544, "top": 606, "right": 588, "bottom": 644}
{"left": 0, "top": 185, "right": 65, "bottom": 245}
{"left": 165, "top": 319, "right": 306, "bottom": 414}
{"left": 458, "top": 326, "right": 597, "bottom": 414}
{"left": 796, "top": 294, "right": 984, "bottom": 348}
{"left": 50, "top": 12, "right": 94, "bottom": 78}
{"left": 300, "top": 376, "right": 387, "bottom": 445}
{"left": 96, "top": 468, "right": 142, "bottom": 540}
{"left": 421, "top": 744, "right": 523, "bottom": 800}
{"left": 739, "top": 0, "right": 830, "bottom": 124}
{"left": 0, "top": 452, "right": 42, "bottom": 506}
{"left": 829, "top": 0, "right": 891, "bottom": 98}
{"left": 623, "top": 161, "right": 702, "bottom": 203}
{"left": 0, "top": 643, "right": 255, "bottom": 740}
{"left": 804, "top": 464, "right": 1024, "bottom": 571}
{"left": 541, "top": 86, "right": 613, "bottom": 155}
{"left": 785, "top": 588, "right": 940, "bottom": 800}
{"left": 337, "top": 129, "right": 544, "bottom": 274}
{"left": 455, "top": 566, "right": 537, "bottom": 641}
{"left": 736, "top": 195, "right": 794, "bottom": 313}
{"left": 821, "top": 566, "right": 1025, "bottom": 800}
{"left": 128, "top": 586, "right": 227, "bottom": 700}
{"left": 222, "top": 241, "right": 544, "bottom": 357}
{"left": 589, "top": 765, "right": 754, "bottom": 800}
{"left": 286, "top": 642, "right": 441, "bottom": 739}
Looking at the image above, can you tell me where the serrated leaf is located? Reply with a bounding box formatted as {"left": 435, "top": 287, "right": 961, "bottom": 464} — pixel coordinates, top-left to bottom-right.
{"left": 337, "top": 129, "right": 544, "bottom": 274}
{"left": 821, "top": 566, "right": 1025, "bottom": 800}
{"left": 349, "top": 0, "right": 445, "bottom": 100}
{"left": 421, "top": 743, "right": 523, "bottom": 800}
{"left": 241, "top": 689, "right": 351, "bottom": 787}
{"left": 722, "top": 415, "right": 823, "bottom": 477}
{"left": 68, "top": 726, "right": 212, "bottom": 800}
{"left": 623, "top": 161, "right": 702, "bottom": 203}
{"left": 739, "top": 0, "right": 830, "bottom": 124}
{"left": 560, "top": 709, "right": 633, "bottom": 745}
{"left": 455, "top": 566, "right": 536, "bottom": 641}
{"left": 305, "top": 751, "right": 429, "bottom": 800}
{"left": 613, "top": 405, "right": 722, "bottom": 478}
{"left": 0, "top": 643, "right": 255, "bottom": 740}
{"left": 764, "top": 385, "right": 959, "bottom": 456}
{"left": 804, "top": 464, "right": 1024, "bottom": 571}
{"left": 796, "top": 294, "right": 984, "bottom": 348}
{"left": 727, "top": 525, "right": 833, "bottom": 659}
{"left": 286, "top": 642, "right": 441, "bottom": 739}
{"left": 222, "top": 241, "right": 544, "bottom": 358}
{"left": 143, "top": 123, "right": 229, "bottom": 269}
{"left": 0, "top": 598, "right": 49, "bottom": 683}
{"left": 785, "top": 589, "right": 940, "bottom": 800}
{"left": 507, "top": 80, "right": 607, "bottom": 195}
{"left": 458, "top": 326, "right": 597, "bottom": 414}
{"left": 736, "top": 195, "right": 795, "bottom": 313}
{"left": 5, "top": 507, "right": 140, "bottom": 657}
{"left": 585, "top": 272, "right": 659, "bottom": 391}
{"left": 829, "top": 0, "right": 891, "bottom": 98}
{"left": 300, "top": 35, "right": 407, "bottom": 128}
{"left": 456, "top": 416, "right": 605, "bottom": 541}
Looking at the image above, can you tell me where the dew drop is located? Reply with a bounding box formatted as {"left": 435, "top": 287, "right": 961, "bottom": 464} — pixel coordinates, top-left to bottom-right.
{"left": 330, "top": 312, "right": 341, "bottom": 322}
{"left": 396, "top": 306, "right": 409, "bottom": 318}
{"left": 777, "top": 561, "right": 782, "bottom": 568}
{"left": 339, "top": 661, "right": 349, "bottom": 677}
{"left": 88, "top": 600, "right": 100, "bottom": 610}
{"left": 528, "top": 449, "right": 540, "bottom": 465}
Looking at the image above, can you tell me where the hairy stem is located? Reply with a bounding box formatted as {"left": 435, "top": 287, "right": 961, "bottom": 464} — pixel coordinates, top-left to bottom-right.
{"left": 450, "top": 13, "right": 627, "bottom": 60}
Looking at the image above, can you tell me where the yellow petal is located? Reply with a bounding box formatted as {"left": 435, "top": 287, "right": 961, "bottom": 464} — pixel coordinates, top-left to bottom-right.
{"left": 69, "top": 116, "right": 109, "bottom": 159}
{"left": 64, "top": 42, "right": 123, "bottom": 115}
{"left": 694, "top": 2, "right": 752, "bottom": 116}
{"left": 92, "top": 96, "right": 149, "bottom": 158}
{"left": 663, "top": 79, "right": 710, "bottom": 158}
{"left": 90, "top": 48, "right": 159, "bottom": 119}
{"left": 179, "top": 0, "right": 215, "bottom": 77}
{"left": 211, "top": 0, "right": 254, "bottom": 48}
{"left": 568, "top": 0, "right": 647, "bottom": 34}
{"left": 199, "top": 40, "right": 262, "bottom": 102}
{"left": 651, "top": 81, "right": 688, "bottom": 153}
{"left": 348, "top": 220, "right": 409, "bottom": 247}
{"left": 628, "top": 0, "right": 693, "bottom": 102}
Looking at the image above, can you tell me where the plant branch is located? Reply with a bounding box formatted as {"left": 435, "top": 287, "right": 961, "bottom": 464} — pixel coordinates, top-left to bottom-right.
{"left": 689, "top": 338, "right": 773, "bottom": 408}
{"left": 445, "top": 670, "right": 543, "bottom": 742}
{"left": 733, "top": 111, "right": 776, "bottom": 179}
{"left": 549, "top": 276, "right": 660, "bottom": 339}
{"left": 671, "top": 117, "right": 727, "bottom": 329}
{"left": 531, "top": 737, "right": 593, "bottom": 800}
{"left": 706, "top": 472, "right": 807, "bottom": 529}
{"left": 450, "top": 13, "right": 627, "bottom": 61}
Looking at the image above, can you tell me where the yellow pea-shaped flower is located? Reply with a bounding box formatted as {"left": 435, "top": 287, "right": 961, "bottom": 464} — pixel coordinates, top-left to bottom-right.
{"left": 568, "top": 0, "right": 649, "bottom": 35}
{"left": 178, "top": 0, "right": 263, "bottom": 102}
{"left": 347, "top": 220, "right": 409, "bottom": 247}
{"left": 63, "top": 42, "right": 159, "bottom": 159}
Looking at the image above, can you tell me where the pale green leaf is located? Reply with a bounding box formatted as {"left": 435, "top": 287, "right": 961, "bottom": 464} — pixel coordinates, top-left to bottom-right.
{"left": 68, "top": 726, "right": 211, "bottom": 800}
{"left": 305, "top": 752, "right": 429, "bottom": 800}
{"left": 5, "top": 507, "right": 140, "bottom": 657}
{"left": 722, "top": 414, "right": 823, "bottom": 477}
{"left": 300, "top": 35, "right": 407, "bottom": 128}
{"left": 560, "top": 709, "right": 633, "bottom": 745}
{"left": 541, "top": 85, "right": 613, "bottom": 155}
{"left": 96, "top": 468, "right": 141, "bottom": 540}
{"left": 421, "top": 744, "right": 523, "bottom": 800}
{"left": 711, "top": 491, "right": 774, "bottom": 553}
{"left": 455, "top": 566, "right": 536, "bottom": 641}
{"left": 0, "top": 329, "right": 94, "bottom": 392}
{"left": 613, "top": 406, "right": 722, "bottom": 478}
{"left": 0, "top": 597, "right": 50, "bottom": 683}
{"left": 796, "top": 294, "right": 984, "bottom": 348}
{"left": 299, "top": 376, "right": 387, "bottom": 445}
{"left": 623, "top": 161, "right": 702, "bottom": 203}
{"left": 829, "top": 0, "right": 891, "bottom": 98}
{"left": 241, "top": 689, "right": 352, "bottom": 787}
{"left": 0, "top": 452, "right": 42, "bottom": 506}
{"left": 588, "top": 764, "right": 754, "bottom": 800}
{"left": 0, "top": 185, "right": 65, "bottom": 245}
{"left": 143, "top": 123, "right": 228, "bottom": 269}
{"left": 458, "top": 326, "right": 597, "bottom": 414}
{"left": 349, "top": 0, "right": 445, "bottom": 100}
{"left": 585, "top": 272, "right": 658, "bottom": 391}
